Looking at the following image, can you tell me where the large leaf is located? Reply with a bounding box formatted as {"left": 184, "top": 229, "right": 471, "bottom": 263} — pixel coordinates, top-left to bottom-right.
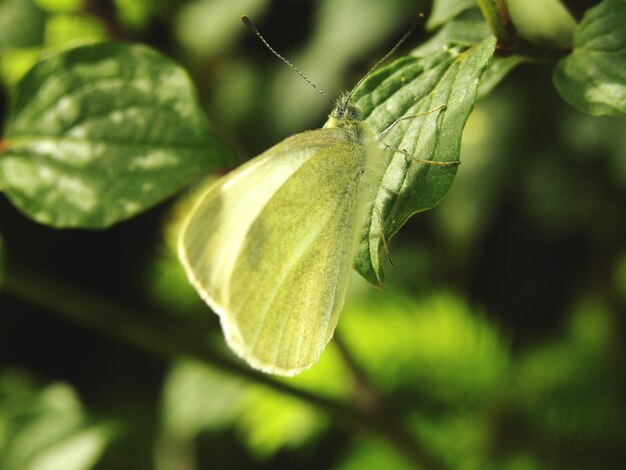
{"left": 0, "top": 42, "right": 233, "bottom": 228}
{"left": 553, "top": 0, "right": 626, "bottom": 116}
{"left": 349, "top": 36, "right": 496, "bottom": 287}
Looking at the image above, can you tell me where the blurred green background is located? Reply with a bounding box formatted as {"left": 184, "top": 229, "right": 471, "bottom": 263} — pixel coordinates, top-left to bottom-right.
{"left": 1, "top": 0, "right": 625, "bottom": 468}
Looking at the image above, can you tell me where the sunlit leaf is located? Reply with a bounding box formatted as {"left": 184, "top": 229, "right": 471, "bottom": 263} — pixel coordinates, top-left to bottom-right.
{"left": 0, "top": 42, "right": 233, "bottom": 228}
{"left": 334, "top": 437, "right": 413, "bottom": 470}
{"left": 0, "top": 370, "right": 114, "bottom": 469}
{"left": 0, "top": 0, "right": 44, "bottom": 48}
{"left": 508, "top": 0, "right": 576, "bottom": 47}
{"left": 113, "top": 0, "right": 155, "bottom": 30}
{"left": 159, "top": 356, "right": 348, "bottom": 460}
{"left": 553, "top": 0, "right": 626, "bottom": 116}
{"left": 0, "top": 47, "right": 40, "bottom": 89}
{"left": 34, "top": 0, "right": 81, "bottom": 13}
{"left": 160, "top": 361, "right": 246, "bottom": 439}
{"left": 338, "top": 291, "right": 509, "bottom": 402}
{"left": 235, "top": 386, "right": 328, "bottom": 458}
{"left": 350, "top": 37, "right": 496, "bottom": 286}
{"left": 409, "top": 411, "right": 491, "bottom": 469}
{"left": 43, "top": 13, "right": 107, "bottom": 48}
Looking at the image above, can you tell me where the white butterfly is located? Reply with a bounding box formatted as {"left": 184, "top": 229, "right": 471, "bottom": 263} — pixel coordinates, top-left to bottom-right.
{"left": 178, "top": 16, "right": 451, "bottom": 375}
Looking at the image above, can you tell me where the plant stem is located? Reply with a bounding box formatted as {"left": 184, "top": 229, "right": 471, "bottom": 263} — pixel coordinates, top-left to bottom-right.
{"left": 477, "top": 0, "right": 517, "bottom": 48}
{"left": 3, "top": 264, "right": 441, "bottom": 469}
{"left": 334, "top": 333, "right": 442, "bottom": 469}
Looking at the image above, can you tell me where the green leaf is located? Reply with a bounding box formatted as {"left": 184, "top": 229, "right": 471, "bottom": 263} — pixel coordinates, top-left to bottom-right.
{"left": 553, "top": 0, "right": 626, "bottom": 116}
{"left": 508, "top": 0, "right": 576, "bottom": 47}
{"left": 158, "top": 357, "right": 346, "bottom": 461}
{"left": 0, "top": 42, "right": 233, "bottom": 228}
{"left": 174, "top": 0, "right": 268, "bottom": 64}
{"left": 338, "top": 291, "right": 509, "bottom": 402}
{"left": 477, "top": 54, "right": 525, "bottom": 99}
{"left": 415, "top": 9, "right": 491, "bottom": 57}
{"left": 160, "top": 361, "right": 246, "bottom": 439}
{"left": 415, "top": 9, "right": 522, "bottom": 99}
{"left": 0, "top": 0, "right": 45, "bottom": 48}
{"left": 427, "top": 0, "right": 477, "bottom": 29}
{"left": 43, "top": 13, "right": 108, "bottom": 48}
{"left": 113, "top": 0, "right": 155, "bottom": 30}
{"left": 334, "top": 437, "right": 413, "bottom": 470}
{"left": 350, "top": 36, "right": 496, "bottom": 287}
{"left": 0, "top": 47, "right": 41, "bottom": 89}
{"left": 0, "top": 370, "right": 115, "bottom": 469}
{"left": 34, "top": 0, "right": 81, "bottom": 13}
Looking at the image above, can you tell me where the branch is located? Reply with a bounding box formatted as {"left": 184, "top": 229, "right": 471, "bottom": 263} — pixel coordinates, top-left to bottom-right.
{"left": 3, "top": 263, "right": 441, "bottom": 469}
{"left": 477, "top": 0, "right": 517, "bottom": 48}
{"left": 334, "top": 333, "right": 442, "bottom": 469}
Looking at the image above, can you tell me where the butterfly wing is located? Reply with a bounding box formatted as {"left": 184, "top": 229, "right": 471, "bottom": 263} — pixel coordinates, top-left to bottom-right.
{"left": 179, "top": 128, "right": 376, "bottom": 375}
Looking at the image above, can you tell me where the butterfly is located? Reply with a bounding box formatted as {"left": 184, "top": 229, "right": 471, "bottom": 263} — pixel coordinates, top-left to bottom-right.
{"left": 178, "top": 15, "right": 450, "bottom": 376}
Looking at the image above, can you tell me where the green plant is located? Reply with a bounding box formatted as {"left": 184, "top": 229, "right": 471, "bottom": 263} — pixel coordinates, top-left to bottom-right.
{"left": 1, "top": 0, "right": 624, "bottom": 468}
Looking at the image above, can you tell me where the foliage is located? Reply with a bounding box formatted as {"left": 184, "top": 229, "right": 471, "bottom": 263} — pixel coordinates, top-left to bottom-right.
{"left": 553, "top": 0, "right": 626, "bottom": 115}
{"left": 0, "top": 0, "right": 625, "bottom": 469}
{"left": 1, "top": 42, "right": 232, "bottom": 227}
{"left": 0, "top": 370, "right": 114, "bottom": 469}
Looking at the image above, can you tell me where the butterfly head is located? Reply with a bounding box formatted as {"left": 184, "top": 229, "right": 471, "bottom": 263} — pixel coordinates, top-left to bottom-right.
{"left": 325, "top": 93, "right": 362, "bottom": 129}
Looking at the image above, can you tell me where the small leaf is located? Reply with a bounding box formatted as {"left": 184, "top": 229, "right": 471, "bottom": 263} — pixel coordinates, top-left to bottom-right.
{"left": 477, "top": 55, "right": 525, "bottom": 99}
{"left": 335, "top": 437, "right": 414, "bottom": 470}
{"left": 113, "top": 0, "right": 156, "bottom": 31}
{"left": 0, "top": 47, "right": 41, "bottom": 88}
{"left": 415, "top": 9, "right": 522, "bottom": 99}
{"left": 553, "top": 0, "right": 626, "bottom": 116}
{"left": 34, "top": 0, "right": 81, "bottom": 13}
{"left": 0, "top": 0, "right": 45, "bottom": 48}
{"left": 43, "top": 13, "right": 108, "bottom": 48}
{"left": 338, "top": 292, "right": 509, "bottom": 401}
{"left": 350, "top": 36, "right": 496, "bottom": 286}
{"left": 0, "top": 370, "right": 115, "bottom": 469}
{"left": 427, "top": 0, "right": 477, "bottom": 30}
{"left": 158, "top": 357, "right": 346, "bottom": 460}
{"left": 160, "top": 361, "right": 246, "bottom": 439}
{"left": 416, "top": 8, "right": 491, "bottom": 57}
{"left": 1, "top": 42, "right": 233, "bottom": 228}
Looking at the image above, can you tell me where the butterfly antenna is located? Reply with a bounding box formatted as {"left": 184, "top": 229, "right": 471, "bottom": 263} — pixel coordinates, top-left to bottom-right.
{"left": 346, "top": 13, "right": 424, "bottom": 103}
{"left": 242, "top": 16, "right": 336, "bottom": 106}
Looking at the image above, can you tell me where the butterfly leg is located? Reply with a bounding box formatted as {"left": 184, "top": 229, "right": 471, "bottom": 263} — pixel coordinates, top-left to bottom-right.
{"left": 377, "top": 104, "right": 446, "bottom": 141}
{"left": 382, "top": 143, "right": 461, "bottom": 167}
{"left": 373, "top": 199, "right": 394, "bottom": 266}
